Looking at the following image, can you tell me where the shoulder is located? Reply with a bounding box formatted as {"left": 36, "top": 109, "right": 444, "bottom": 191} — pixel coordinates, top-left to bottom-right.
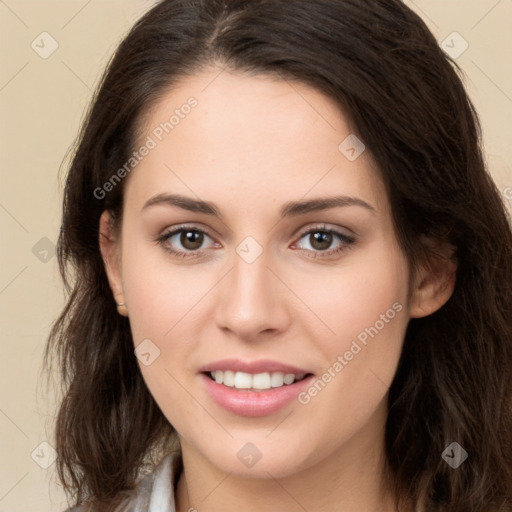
{"left": 63, "top": 451, "right": 182, "bottom": 512}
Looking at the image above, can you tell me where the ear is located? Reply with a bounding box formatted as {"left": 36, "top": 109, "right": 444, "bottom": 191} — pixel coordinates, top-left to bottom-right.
{"left": 409, "top": 238, "right": 458, "bottom": 319}
{"left": 99, "top": 210, "right": 127, "bottom": 316}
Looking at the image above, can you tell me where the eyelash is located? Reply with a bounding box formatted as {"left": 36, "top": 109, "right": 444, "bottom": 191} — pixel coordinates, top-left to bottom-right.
{"left": 156, "top": 224, "right": 356, "bottom": 260}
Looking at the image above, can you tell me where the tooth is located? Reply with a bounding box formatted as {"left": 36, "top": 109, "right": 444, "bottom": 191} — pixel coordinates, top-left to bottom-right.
{"left": 234, "top": 371, "right": 252, "bottom": 389}
{"left": 211, "top": 370, "right": 305, "bottom": 389}
{"left": 283, "top": 373, "right": 295, "bottom": 385}
{"left": 270, "top": 372, "right": 285, "bottom": 387}
{"left": 223, "top": 370, "right": 235, "bottom": 387}
{"left": 252, "top": 372, "right": 272, "bottom": 390}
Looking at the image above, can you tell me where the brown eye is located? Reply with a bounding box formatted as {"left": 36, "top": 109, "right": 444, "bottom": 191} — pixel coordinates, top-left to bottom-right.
{"left": 309, "top": 231, "right": 333, "bottom": 251}
{"left": 180, "top": 230, "right": 204, "bottom": 250}
{"left": 157, "top": 226, "right": 216, "bottom": 258}
{"left": 294, "top": 227, "right": 356, "bottom": 259}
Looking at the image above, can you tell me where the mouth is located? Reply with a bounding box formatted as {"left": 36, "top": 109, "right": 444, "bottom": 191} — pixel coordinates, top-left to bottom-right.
{"left": 203, "top": 370, "right": 313, "bottom": 392}
{"left": 200, "top": 364, "right": 316, "bottom": 417}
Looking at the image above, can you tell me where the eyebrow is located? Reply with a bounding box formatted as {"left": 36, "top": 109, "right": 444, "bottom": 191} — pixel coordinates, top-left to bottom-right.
{"left": 141, "top": 193, "right": 376, "bottom": 217}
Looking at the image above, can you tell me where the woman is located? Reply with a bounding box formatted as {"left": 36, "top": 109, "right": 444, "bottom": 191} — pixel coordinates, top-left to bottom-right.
{"left": 45, "top": 0, "right": 512, "bottom": 511}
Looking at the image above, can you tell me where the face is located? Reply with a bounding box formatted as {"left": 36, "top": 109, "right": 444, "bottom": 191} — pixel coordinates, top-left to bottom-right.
{"left": 100, "top": 67, "right": 445, "bottom": 479}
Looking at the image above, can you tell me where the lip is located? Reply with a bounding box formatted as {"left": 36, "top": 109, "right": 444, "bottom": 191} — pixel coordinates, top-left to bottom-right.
{"left": 199, "top": 358, "right": 311, "bottom": 375}
{"left": 200, "top": 372, "right": 315, "bottom": 418}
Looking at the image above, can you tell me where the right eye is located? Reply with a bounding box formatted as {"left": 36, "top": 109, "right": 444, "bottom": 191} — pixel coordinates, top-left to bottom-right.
{"left": 157, "top": 226, "right": 218, "bottom": 259}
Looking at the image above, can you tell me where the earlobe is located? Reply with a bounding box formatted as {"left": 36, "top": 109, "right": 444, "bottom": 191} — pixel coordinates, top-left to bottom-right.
{"left": 409, "top": 240, "right": 458, "bottom": 319}
{"left": 99, "top": 210, "right": 128, "bottom": 316}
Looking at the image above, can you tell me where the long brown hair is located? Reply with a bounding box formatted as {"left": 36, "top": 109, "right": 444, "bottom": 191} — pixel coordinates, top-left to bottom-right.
{"left": 45, "top": 1, "right": 512, "bottom": 511}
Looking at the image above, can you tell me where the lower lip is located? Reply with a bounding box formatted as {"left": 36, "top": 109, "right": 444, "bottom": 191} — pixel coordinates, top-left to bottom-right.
{"left": 200, "top": 373, "right": 315, "bottom": 417}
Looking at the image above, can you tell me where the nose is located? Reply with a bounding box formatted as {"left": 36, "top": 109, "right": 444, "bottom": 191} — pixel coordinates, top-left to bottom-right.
{"left": 214, "top": 246, "right": 291, "bottom": 341}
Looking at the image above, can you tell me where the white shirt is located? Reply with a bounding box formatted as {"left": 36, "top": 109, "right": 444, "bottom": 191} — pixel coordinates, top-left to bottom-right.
{"left": 65, "top": 451, "right": 182, "bottom": 512}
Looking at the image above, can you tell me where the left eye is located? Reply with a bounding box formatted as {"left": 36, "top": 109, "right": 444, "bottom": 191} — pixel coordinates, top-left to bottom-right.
{"left": 295, "top": 229, "right": 353, "bottom": 253}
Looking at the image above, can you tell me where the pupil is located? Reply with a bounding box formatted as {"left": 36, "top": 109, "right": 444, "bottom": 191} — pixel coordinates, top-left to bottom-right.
{"left": 311, "top": 232, "right": 332, "bottom": 250}
{"left": 181, "top": 231, "right": 203, "bottom": 250}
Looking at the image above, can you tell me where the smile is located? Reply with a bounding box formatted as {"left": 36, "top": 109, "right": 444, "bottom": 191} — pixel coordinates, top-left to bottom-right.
{"left": 208, "top": 370, "right": 308, "bottom": 391}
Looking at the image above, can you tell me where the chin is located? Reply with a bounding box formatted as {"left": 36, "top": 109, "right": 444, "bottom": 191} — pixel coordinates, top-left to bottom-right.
{"left": 196, "top": 436, "right": 319, "bottom": 479}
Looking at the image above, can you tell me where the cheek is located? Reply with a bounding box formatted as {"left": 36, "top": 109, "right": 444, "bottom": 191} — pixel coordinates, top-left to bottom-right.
{"left": 120, "top": 238, "right": 209, "bottom": 428}
{"left": 297, "top": 240, "right": 410, "bottom": 415}
{"left": 120, "top": 235, "right": 213, "bottom": 344}
{"left": 303, "top": 243, "right": 409, "bottom": 349}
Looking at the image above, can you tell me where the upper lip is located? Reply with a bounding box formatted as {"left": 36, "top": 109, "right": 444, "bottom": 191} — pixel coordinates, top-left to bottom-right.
{"left": 199, "top": 358, "right": 313, "bottom": 375}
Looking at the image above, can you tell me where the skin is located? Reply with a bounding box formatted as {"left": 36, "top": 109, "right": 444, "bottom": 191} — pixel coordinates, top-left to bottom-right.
{"left": 100, "top": 66, "right": 456, "bottom": 512}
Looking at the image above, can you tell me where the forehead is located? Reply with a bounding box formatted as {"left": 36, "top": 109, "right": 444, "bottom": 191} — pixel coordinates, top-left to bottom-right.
{"left": 125, "top": 67, "right": 388, "bottom": 217}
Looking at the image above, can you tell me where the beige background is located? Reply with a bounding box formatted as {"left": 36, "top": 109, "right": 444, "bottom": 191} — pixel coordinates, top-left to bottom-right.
{"left": 0, "top": 1, "right": 511, "bottom": 511}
